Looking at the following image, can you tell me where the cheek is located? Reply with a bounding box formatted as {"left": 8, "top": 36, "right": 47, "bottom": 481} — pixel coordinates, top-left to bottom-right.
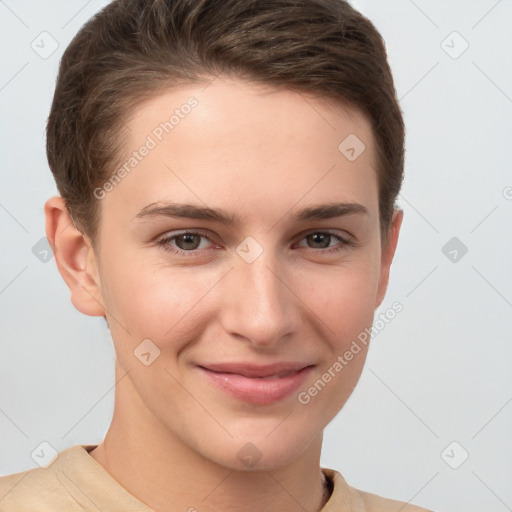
{"left": 99, "top": 255, "right": 220, "bottom": 352}
{"left": 297, "top": 264, "right": 376, "bottom": 416}
{"left": 99, "top": 238, "right": 381, "bottom": 360}
{"left": 298, "top": 255, "right": 380, "bottom": 341}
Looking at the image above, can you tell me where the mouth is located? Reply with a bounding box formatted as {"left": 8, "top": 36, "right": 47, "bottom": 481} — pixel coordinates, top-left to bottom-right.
{"left": 197, "top": 362, "right": 315, "bottom": 405}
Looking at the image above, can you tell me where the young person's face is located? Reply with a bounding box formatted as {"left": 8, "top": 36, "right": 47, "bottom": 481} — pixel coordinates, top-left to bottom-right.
{"left": 72, "top": 77, "right": 402, "bottom": 470}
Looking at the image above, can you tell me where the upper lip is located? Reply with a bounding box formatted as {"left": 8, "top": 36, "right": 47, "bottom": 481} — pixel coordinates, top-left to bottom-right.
{"left": 199, "top": 362, "right": 314, "bottom": 378}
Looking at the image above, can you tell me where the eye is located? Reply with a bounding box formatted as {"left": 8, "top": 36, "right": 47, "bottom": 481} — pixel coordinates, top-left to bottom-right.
{"left": 157, "top": 230, "right": 217, "bottom": 256}
{"left": 296, "top": 231, "right": 354, "bottom": 253}
{"left": 156, "top": 229, "right": 355, "bottom": 258}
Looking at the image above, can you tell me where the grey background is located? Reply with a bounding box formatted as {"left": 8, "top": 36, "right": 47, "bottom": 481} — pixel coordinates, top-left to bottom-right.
{"left": 1, "top": 1, "right": 511, "bottom": 511}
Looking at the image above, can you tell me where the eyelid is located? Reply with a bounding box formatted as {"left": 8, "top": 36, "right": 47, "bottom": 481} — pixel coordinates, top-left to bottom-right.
{"left": 156, "top": 229, "right": 218, "bottom": 249}
{"left": 156, "top": 228, "right": 356, "bottom": 257}
{"left": 298, "top": 227, "right": 353, "bottom": 241}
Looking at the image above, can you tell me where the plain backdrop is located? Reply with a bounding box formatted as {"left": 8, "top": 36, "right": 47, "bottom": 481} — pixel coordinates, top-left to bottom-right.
{"left": 1, "top": 1, "right": 511, "bottom": 511}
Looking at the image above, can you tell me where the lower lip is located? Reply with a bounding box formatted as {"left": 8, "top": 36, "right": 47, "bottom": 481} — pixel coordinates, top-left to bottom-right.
{"left": 198, "top": 366, "right": 313, "bottom": 405}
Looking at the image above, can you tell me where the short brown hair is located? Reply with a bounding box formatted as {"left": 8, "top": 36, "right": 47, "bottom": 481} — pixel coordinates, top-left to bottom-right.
{"left": 46, "top": 0, "right": 404, "bottom": 248}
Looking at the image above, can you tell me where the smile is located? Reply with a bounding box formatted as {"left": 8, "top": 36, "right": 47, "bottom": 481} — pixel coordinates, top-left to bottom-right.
{"left": 197, "top": 362, "right": 315, "bottom": 405}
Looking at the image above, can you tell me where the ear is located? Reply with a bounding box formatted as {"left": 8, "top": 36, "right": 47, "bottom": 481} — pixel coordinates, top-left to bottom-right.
{"left": 44, "top": 196, "right": 105, "bottom": 317}
{"left": 375, "top": 209, "right": 404, "bottom": 309}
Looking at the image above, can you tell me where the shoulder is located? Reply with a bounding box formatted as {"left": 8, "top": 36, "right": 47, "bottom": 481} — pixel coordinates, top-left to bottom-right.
{"left": 0, "top": 446, "right": 91, "bottom": 511}
{"left": 322, "top": 468, "right": 435, "bottom": 512}
{"left": 357, "top": 488, "right": 434, "bottom": 512}
{"left": 0, "top": 467, "right": 79, "bottom": 511}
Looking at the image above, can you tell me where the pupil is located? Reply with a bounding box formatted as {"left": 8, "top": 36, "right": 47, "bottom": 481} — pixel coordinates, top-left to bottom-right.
{"left": 310, "top": 233, "right": 329, "bottom": 248}
{"left": 179, "top": 234, "right": 199, "bottom": 250}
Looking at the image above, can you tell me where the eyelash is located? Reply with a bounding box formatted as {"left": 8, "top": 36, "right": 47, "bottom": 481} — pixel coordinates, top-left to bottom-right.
{"left": 156, "top": 229, "right": 355, "bottom": 257}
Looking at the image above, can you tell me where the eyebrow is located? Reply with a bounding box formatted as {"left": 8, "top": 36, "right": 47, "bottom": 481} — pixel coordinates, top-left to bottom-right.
{"left": 134, "top": 201, "right": 368, "bottom": 224}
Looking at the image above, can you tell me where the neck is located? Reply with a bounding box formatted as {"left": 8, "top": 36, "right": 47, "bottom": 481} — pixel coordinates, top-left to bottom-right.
{"left": 89, "top": 366, "right": 330, "bottom": 512}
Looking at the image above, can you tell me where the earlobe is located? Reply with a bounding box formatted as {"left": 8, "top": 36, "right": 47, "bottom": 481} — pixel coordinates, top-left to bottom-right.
{"left": 375, "top": 209, "right": 404, "bottom": 309}
{"left": 44, "top": 196, "right": 106, "bottom": 317}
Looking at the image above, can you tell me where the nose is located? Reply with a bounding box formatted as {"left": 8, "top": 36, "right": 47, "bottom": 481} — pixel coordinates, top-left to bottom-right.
{"left": 219, "top": 250, "right": 302, "bottom": 349}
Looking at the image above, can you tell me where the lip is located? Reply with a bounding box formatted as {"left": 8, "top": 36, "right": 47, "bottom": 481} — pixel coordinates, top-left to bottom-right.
{"left": 197, "top": 362, "right": 315, "bottom": 405}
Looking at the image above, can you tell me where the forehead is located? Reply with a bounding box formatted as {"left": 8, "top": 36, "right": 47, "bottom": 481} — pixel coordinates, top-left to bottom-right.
{"left": 102, "top": 77, "right": 378, "bottom": 226}
{"left": 124, "top": 77, "right": 374, "bottom": 153}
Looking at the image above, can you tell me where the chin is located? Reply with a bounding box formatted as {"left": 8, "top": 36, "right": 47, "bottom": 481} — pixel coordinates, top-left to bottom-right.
{"left": 192, "top": 422, "right": 320, "bottom": 472}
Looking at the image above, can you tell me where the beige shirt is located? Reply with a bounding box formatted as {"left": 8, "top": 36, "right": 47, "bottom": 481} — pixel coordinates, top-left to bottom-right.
{"left": 0, "top": 445, "right": 433, "bottom": 511}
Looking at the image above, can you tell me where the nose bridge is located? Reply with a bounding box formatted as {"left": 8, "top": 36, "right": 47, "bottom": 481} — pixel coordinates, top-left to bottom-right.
{"left": 222, "top": 244, "right": 299, "bottom": 346}
{"left": 243, "top": 256, "right": 284, "bottom": 310}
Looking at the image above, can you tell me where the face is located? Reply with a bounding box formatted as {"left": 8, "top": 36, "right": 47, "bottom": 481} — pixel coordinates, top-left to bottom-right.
{"left": 87, "top": 77, "right": 400, "bottom": 471}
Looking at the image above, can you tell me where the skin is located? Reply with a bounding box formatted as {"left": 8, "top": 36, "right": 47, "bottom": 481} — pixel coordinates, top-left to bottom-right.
{"left": 45, "top": 76, "right": 403, "bottom": 512}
